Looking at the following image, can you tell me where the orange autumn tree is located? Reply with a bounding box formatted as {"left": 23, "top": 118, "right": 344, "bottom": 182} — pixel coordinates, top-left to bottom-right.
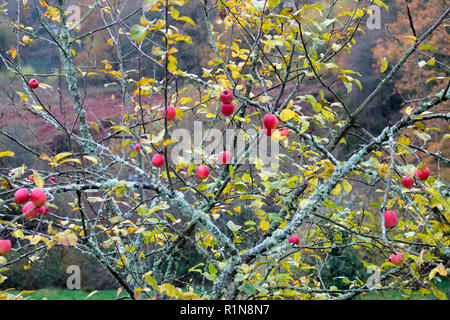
{"left": 372, "top": 0, "right": 448, "bottom": 94}
{"left": 0, "top": 0, "right": 449, "bottom": 300}
{"left": 372, "top": 0, "right": 450, "bottom": 181}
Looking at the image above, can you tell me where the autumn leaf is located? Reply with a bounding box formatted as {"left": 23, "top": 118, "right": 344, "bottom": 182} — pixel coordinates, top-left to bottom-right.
{"left": 7, "top": 48, "right": 17, "bottom": 59}
{"left": 280, "top": 109, "right": 295, "bottom": 121}
{"left": 32, "top": 170, "right": 44, "bottom": 189}
{"left": 54, "top": 230, "right": 78, "bottom": 246}
{"left": 0, "top": 151, "right": 15, "bottom": 158}
{"left": 380, "top": 57, "right": 388, "bottom": 73}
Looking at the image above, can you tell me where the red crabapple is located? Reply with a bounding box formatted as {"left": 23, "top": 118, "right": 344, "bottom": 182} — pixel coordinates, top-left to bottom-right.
{"left": 152, "top": 154, "right": 165, "bottom": 167}
{"left": 196, "top": 166, "right": 210, "bottom": 179}
{"left": 415, "top": 167, "right": 430, "bottom": 181}
{"left": 14, "top": 188, "right": 30, "bottom": 204}
{"left": 384, "top": 210, "right": 397, "bottom": 228}
{"left": 219, "top": 89, "right": 234, "bottom": 104}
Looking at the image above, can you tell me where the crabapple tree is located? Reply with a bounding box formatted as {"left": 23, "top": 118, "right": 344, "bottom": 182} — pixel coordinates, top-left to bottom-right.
{"left": 0, "top": 0, "right": 449, "bottom": 300}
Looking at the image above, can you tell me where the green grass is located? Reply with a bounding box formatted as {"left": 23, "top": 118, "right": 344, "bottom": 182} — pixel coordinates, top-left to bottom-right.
{"left": 7, "top": 278, "right": 449, "bottom": 300}
{"left": 9, "top": 288, "right": 132, "bottom": 300}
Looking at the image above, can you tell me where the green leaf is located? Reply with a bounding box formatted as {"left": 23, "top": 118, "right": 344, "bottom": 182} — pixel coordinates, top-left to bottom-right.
{"left": 143, "top": 273, "right": 159, "bottom": 292}
{"left": 229, "top": 165, "right": 235, "bottom": 180}
{"left": 238, "top": 283, "right": 257, "bottom": 296}
{"left": 208, "top": 263, "right": 217, "bottom": 275}
{"left": 204, "top": 273, "right": 217, "bottom": 281}
{"left": 419, "top": 44, "right": 437, "bottom": 51}
{"left": 267, "top": 0, "right": 281, "bottom": 9}
{"left": 129, "top": 24, "right": 149, "bottom": 44}
{"left": 227, "top": 220, "right": 241, "bottom": 232}
{"left": 115, "top": 187, "right": 127, "bottom": 198}
{"left": 369, "top": 202, "right": 380, "bottom": 208}
{"left": 111, "top": 125, "right": 132, "bottom": 136}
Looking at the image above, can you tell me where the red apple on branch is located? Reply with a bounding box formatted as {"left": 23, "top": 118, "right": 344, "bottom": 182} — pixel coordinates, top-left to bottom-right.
{"left": 161, "top": 105, "right": 177, "bottom": 120}
{"left": 0, "top": 240, "right": 12, "bottom": 255}
{"left": 280, "top": 128, "right": 290, "bottom": 137}
{"left": 135, "top": 144, "right": 141, "bottom": 153}
{"left": 402, "top": 176, "right": 414, "bottom": 188}
{"left": 14, "top": 188, "right": 30, "bottom": 204}
{"left": 389, "top": 252, "right": 403, "bottom": 265}
{"left": 264, "top": 114, "right": 278, "bottom": 130}
{"left": 38, "top": 205, "right": 50, "bottom": 215}
{"left": 219, "top": 89, "right": 233, "bottom": 104}
{"left": 220, "top": 102, "right": 235, "bottom": 116}
{"left": 218, "top": 151, "right": 231, "bottom": 164}
{"left": 288, "top": 235, "right": 300, "bottom": 245}
{"left": 196, "top": 166, "right": 210, "bottom": 179}
{"left": 152, "top": 154, "right": 165, "bottom": 167}
{"left": 22, "top": 202, "right": 39, "bottom": 219}
{"left": 28, "top": 79, "right": 39, "bottom": 89}
{"left": 30, "top": 188, "right": 47, "bottom": 207}
{"left": 384, "top": 210, "right": 397, "bottom": 228}
{"left": 415, "top": 167, "right": 430, "bottom": 181}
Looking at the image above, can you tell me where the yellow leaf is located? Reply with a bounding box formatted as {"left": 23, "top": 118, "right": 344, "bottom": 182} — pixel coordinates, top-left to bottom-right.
{"left": 163, "top": 140, "right": 178, "bottom": 146}
{"left": 259, "top": 219, "right": 270, "bottom": 231}
{"left": 271, "top": 129, "right": 282, "bottom": 142}
{"left": 83, "top": 155, "right": 99, "bottom": 165}
{"left": 377, "top": 163, "right": 389, "bottom": 179}
{"left": 89, "top": 121, "right": 100, "bottom": 133}
{"left": 54, "top": 230, "right": 78, "bottom": 246}
{"left": 254, "top": 157, "right": 263, "bottom": 170}
{"left": 343, "top": 180, "right": 352, "bottom": 193}
{"left": 429, "top": 263, "right": 447, "bottom": 280}
{"left": 332, "top": 183, "right": 342, "bottom": 196}
{"left": 0, "top": 151, "right": 15, "bottom": 158}
{"left": 168, "top": 55, "right": 177, "bottom": 73}
{"left": 259, "top": 96, "right": 273, "bottom": 103}
{"left": 280, "top": 109, "right": 295, "bottom": 121}
{"left": 32, "top": 170, "right": 44, "bottom": 189}
{"left": 179, "top": 97, "right": 192, "bottom": 104}
{"left": 7, "top": 48, "right": 17, "bottom": 59}
{"left": 13, "top": 229, "right": 24, "bottom": 238}
{"left": 143, "top": 272, "right": 159, "bottom": 292}
{"left": 53, "top": 152, "right": 73, "bottom": 162}
{"left": 59, "top": 158, "right": 83, "bottom": 165}
{"left": 380, "top": 57, "right": 388, "bottom": 73}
